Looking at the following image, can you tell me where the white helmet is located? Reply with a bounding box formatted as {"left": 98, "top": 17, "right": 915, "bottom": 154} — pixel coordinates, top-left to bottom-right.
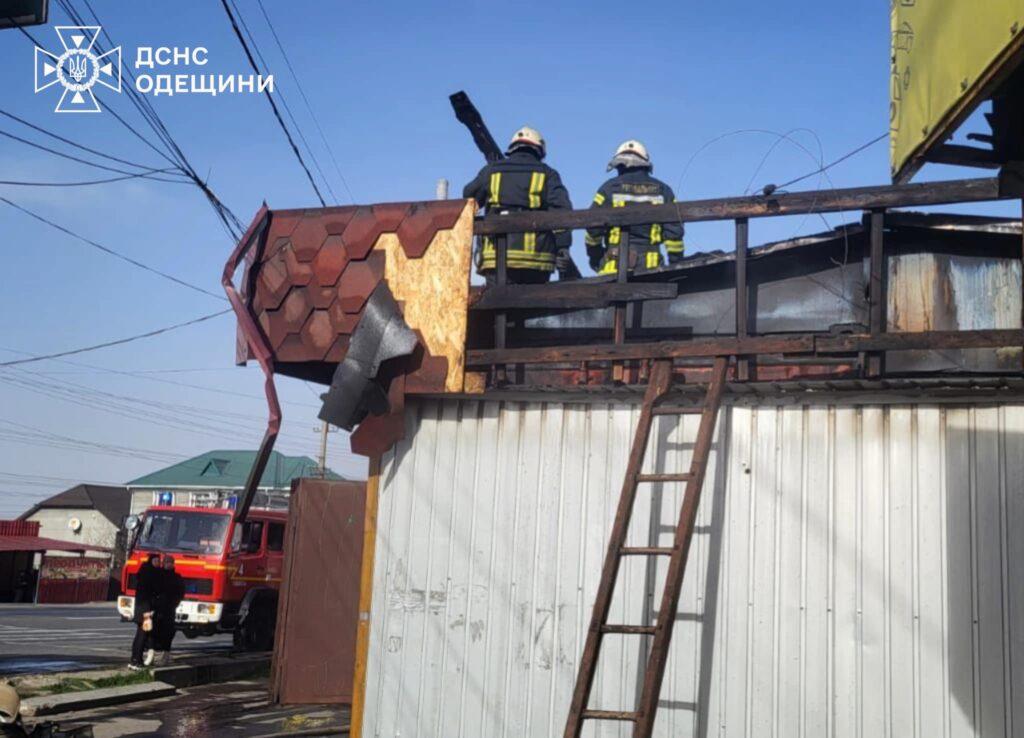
{"left": 507, "top": 126, "right": 546, "bottom": 158}
{"left": 608, "top": 139, "right": 652, "bottom": 171}
{"left": 0, "top": 683, "right": 20, "bottom": 724}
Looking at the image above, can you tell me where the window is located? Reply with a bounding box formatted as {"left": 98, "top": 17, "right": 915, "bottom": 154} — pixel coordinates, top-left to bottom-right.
{"left": 136, "top": 511, "right": 229, "bottom": 555}
{"left": 267, "top": 523, "right": 285, "bottom": 552}
{"left": 230, "top": 521, "right": 264, "bottom": 553}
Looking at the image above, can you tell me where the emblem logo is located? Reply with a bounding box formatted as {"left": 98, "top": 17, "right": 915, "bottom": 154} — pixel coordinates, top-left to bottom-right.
{"left": 34, "top": 26, "right": 121, "bottom": 113}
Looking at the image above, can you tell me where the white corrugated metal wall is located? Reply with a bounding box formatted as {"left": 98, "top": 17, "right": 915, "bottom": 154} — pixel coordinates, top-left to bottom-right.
{"left": 362, "top": 399, "right": 1024, "bottom": 737}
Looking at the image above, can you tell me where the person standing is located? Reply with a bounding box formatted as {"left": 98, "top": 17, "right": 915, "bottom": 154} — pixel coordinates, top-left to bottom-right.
{"left": 464, "top": 126, "right": 574, "bottom": 284}
{"left": 129, "top": 554, "right": 159, "bottom": 670}
{"left": 584, "top": 140, "right": 685, "bottom": 274}
{"left": 152, "top": 555, "right": 185, "bottom": 666}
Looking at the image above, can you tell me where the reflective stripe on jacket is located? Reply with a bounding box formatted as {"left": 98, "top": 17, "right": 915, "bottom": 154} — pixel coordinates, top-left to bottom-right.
{"left": 584, "top": 169, "right": 684, "bottom": 274}
{"left": 463, "top": 150, "right": 573, "bottom": 273}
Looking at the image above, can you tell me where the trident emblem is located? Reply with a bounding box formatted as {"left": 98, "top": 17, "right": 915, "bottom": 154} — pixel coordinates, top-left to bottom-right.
{"left": 34, "top": 26, "right": 121, "bottom": 113}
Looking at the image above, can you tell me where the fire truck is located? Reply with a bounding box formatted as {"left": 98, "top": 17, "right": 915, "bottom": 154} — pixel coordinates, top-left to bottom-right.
{"left": 116, "top": 505, "right": 287, "bottom": 650}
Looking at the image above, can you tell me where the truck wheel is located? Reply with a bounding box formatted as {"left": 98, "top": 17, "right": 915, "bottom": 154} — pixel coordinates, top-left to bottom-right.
{"left": 234, "top": 605, "right": 274, "bottom": 652}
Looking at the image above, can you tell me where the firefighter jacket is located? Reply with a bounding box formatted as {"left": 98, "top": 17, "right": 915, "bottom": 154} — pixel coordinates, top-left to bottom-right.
{"left": 464, "top": 150, "right": 573, "bottom": 273}
{"left": 584, "top": 168, "right": 684, "bottom": 274}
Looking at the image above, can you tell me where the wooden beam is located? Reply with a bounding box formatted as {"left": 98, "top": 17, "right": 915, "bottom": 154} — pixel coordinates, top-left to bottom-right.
{"left": 925, "top": 144, "right": 1001, "bottom": 170}
{"left": 472, "top": 282, "right": 678, "bottom": 311}
{"left": 867, "top": 209, "right": 886, "bottom": 377}
{"left": 467, "top": 335, "right": 815, "bottom": 366}
{"left": 735, "top": 218, "right": 750, "bottom": 381}
{"left": 467, "top": 329, "right": 1024, "bottom": 368}
{"left": 474, "top": 178, "right": 1005, "bottom": 235}
{"left": 816, "top": 329, "right": 1024, "bottom": 353}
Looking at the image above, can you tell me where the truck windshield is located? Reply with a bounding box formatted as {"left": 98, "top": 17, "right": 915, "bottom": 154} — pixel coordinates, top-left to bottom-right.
{"left": 136, "top": 511, "right": 230, "bottom": 555}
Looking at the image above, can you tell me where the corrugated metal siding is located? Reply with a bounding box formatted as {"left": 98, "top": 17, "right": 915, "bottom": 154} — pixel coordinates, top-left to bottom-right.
{"left": 363, "top": 399, "right": 1024, "bottom": 738}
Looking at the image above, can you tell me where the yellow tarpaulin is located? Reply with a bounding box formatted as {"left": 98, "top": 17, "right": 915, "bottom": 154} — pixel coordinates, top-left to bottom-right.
{"left": 890, "top": 0, "right": 1024, "bottom": 182}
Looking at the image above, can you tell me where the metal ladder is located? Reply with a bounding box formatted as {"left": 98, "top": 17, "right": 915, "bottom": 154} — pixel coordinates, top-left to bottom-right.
{"left": 564, "top": 356, "right": 730, "bottom": 738}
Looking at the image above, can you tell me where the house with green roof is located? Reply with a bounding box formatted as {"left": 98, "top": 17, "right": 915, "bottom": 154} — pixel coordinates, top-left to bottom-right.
{"left": 126, "top": 450, "right": 342, "bottom": 514}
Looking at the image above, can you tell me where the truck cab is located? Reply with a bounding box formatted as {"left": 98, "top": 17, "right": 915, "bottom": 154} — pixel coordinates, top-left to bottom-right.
{"left": 117, "top": 505, "right": 286, "bottom": 645}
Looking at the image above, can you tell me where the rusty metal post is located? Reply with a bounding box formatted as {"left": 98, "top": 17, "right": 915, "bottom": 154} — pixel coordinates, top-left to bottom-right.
{"left": 867, "top": 209, "right": 886, "bottom": 377}
{"left": 494, "top": 233, "right": 508, "bottom": 384}
{"left": 735, "top": 218, "right": 750, "bottom": 381}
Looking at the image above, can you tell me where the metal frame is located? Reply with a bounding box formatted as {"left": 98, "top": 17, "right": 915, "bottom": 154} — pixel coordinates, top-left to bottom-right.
{"left": 472, "top": 176, "right": 1024, "bottom": 384}
{"left": 222, "top": 205, "right": 281, "bottom": 523}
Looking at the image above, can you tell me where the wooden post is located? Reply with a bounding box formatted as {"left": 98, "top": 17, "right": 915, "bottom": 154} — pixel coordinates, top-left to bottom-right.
{"left": 349, "top": 456, "right": 381, "bottom": 738}
{"left": 494, "top": 233, "right": 508, "bottom": 384}
{"left": 612, "top": 234, "right": 630, "bottom": 382}
{"left": 735, "top": 218, "right": 750, "bottom": 381}
{"left": 868, "top": 209, "right": 886, "bottom": 377}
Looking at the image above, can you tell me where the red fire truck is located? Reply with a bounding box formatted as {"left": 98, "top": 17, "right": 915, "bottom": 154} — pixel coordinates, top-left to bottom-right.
{"left": 117, "top": 505, "right": 286, "bottom": 650}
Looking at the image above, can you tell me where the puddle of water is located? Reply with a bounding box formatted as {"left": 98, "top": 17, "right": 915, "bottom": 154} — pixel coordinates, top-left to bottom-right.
{"left": 0, "top": 658, "right": 94, "bottom": 675}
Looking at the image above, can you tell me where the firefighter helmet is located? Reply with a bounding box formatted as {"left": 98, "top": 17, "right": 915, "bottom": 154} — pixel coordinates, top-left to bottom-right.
{"left": 507, "top": 126, "right": 546, "bottom": 158}
{"left": 608, "top": 139, "right": 652, "bottom": 171}
{"left": 0, "top": 684, "right": 19, "bottom": 724}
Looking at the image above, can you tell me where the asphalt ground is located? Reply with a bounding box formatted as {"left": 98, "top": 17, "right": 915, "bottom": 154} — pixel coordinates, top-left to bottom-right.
{"left": 30, "top": 678, "right": 348, "bottom": 738}
{"left": 0, "top": 602, "right": 233, "bottom": 676}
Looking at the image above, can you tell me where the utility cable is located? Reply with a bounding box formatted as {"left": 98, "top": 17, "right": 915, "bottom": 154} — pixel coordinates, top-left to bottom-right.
{"left": 0, "top": 197, "right": 226, "bottom": 301}
{"left": 0, "top": 127, "right": 188, "bottom": 182}
{"left": 256, "top": 0, "right": 355, "bottom": 203}
{"left": 0, "top": 108, "right": 177, "bottom": 173}
{"left": 219, "top": 0, "right": 326, "bottom": 206}
{"left": 768, "top": 132, "right": 888, "bottom": 193}
{"left": 0, "top": 170, "right": 184, "bottom": 187}
{"left": 0, "top": 310, "right": 231, "bottom": 367}
{"left": 230, "top": 0, "right": 338, "bottom": 204}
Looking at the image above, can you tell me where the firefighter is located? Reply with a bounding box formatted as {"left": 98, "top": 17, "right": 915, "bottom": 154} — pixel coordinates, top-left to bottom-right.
{"left": 584, "top": 140, "right": 684, "bottom": 274}
{"left": 464, "top": 126, "right": 573, "bottom": 284}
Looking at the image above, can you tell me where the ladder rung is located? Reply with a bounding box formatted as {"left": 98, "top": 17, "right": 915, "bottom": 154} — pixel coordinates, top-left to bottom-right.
{"left": 620, "top": 546, "right": 674, "bottom": 556}
{"left": 601, "top": 624, "right": 657, "bottom": 635}
{"left": 581, "top": 710, "right": 638, "bottom": 722}
{"left": 652, "top": 405, "right": 704, "bottom": 415}
{"left": 637, "top": 473, "right": 692, "bottom": 483}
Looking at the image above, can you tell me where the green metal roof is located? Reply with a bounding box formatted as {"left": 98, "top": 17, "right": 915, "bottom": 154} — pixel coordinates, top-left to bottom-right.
{"left": 127, "top": 450, "right": 342, "bottom": 489}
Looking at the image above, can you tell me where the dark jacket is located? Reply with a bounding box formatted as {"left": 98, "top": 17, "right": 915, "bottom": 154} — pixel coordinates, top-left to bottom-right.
{"left": 133, "top": 559, "right": 159, "bottom": 623}
{"left": 153, "top": 569, "right": 185, "bottom": 618}
{"left": 463, "top": 150, "right": 573, "bottom": 274}
{"left": 584, "top": 168, "right": 684, "bottom": 274}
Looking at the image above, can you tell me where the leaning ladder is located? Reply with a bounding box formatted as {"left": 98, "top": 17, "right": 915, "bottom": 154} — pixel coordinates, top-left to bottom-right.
{"left": 564, "top": 356, "right": 730, "bottom": 738}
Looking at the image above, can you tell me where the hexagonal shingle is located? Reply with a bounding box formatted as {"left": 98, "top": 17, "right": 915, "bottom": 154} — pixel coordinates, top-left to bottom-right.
{"left": 290, "top": 213, "right": 330, "bottom": 262}
{"left": 256, "top": 249, "right": 291, "bottom": 310}
{"left": 337, "top": 252, "right": 385, "bottom": 313}
{"left": 395, "top": 201, "right": 464, "bottom": 258}
{"left": 299, "top": 309, "right": 336, "bottom": 359}
{"left": 280, "top": 243, "right": 313, "bottom": 286}
{"left": 279, "top": 286, "right": 314, "bottom": 332}
{"left": 311, "top": 235, "right": 348, "bottom": 287}
{"left": 340, "top": 204, "right": 409, "bottom": 260}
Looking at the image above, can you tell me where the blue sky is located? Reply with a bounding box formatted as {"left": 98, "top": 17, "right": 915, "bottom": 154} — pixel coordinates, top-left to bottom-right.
{"left": 0, "top": 1, "right": 1014, "bottom": 516}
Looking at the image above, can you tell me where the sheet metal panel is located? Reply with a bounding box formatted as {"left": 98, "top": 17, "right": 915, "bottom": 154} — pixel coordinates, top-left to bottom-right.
{"left": 363, "top": 399, "right": 1024, "bottom": 737}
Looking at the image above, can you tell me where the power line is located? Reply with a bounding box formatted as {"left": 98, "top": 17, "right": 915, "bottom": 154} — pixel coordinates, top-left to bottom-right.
{"left": 0, "top": 127, "right": 187, "bottom": 181}
{"left": 0, "top": 310, "right": 231, "bottom": 367}
{"left": 0, "top": 169, "right": 185, "bottom": 187}
{"left": 229, "top": 0, "right": 339, "bottom": 204}
{"left": 62, "top": 0, "right": 246, "bottom": 240}
{"left": 219, "top": 0, "right": 326, "bottom": 206}
{"left": 0, "top": 197, "right": 226, "bottom": 301}
{"left": 0, "top": 108, "right": 179, "bottom": 173}
{"left": 257, "top": 0, "right": 356, "bottom": 204}
{"left": 770, "top": 132, "right": 888, "bottom": 192}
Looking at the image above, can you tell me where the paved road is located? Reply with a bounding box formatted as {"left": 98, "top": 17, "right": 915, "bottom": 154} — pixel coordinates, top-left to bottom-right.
{"left": 33, "top": 678, "right": 347, "bottom": 738}
{"left": 0, "top": 602, "right": 233, "bottom": 675}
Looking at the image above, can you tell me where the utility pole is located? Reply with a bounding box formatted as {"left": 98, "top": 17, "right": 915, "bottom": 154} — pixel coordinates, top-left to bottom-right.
{"left": 317, "top": 420, "right": 329, "bottom": 478}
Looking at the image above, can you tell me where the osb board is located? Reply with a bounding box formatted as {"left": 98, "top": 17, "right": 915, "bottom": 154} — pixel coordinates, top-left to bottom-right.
{"left": 377, "top": 200, "right": 484, "bottom": 394}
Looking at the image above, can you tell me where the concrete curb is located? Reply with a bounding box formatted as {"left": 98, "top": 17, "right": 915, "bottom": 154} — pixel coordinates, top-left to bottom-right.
{"left": 21, "top": 681, "right": 177, "bottom": 717}
{"left": 153, "top": 654, "right": 270, "bottom": 688}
